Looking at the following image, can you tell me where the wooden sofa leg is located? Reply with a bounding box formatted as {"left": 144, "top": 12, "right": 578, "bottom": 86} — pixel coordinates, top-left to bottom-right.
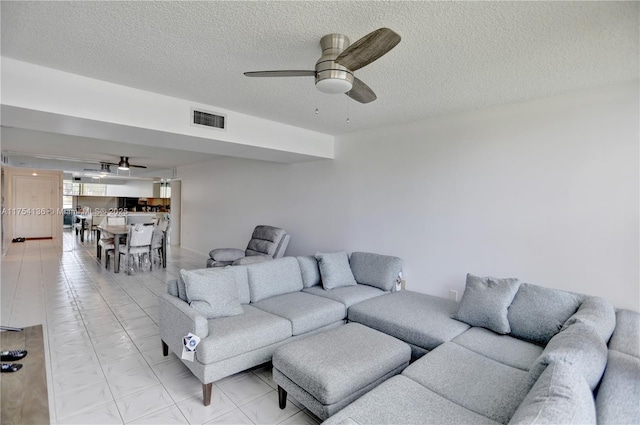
{"left": 161, "top": 340, "right": 168, "bottom": 356}
{"left": 203, "top": 383, "right": 213, "bottom": 406}
{"left": 278, "top": 386, "right": 287, "bottom": 409}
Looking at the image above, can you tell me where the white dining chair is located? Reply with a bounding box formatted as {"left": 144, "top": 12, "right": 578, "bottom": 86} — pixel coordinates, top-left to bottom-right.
{"left": 107, "top": 223, "right": 154, "bottom": 274}
{"left": 98, "top": 215, "right": 126, "bottom": 260}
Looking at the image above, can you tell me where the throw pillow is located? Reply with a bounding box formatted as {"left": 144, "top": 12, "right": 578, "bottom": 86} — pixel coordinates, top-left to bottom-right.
{"left": 297, "top": 256, "right": 321, "bottom": 288}
{"left": 453, "top": 273, "right": 520, "bottom": 334}
{"left": 349, "top": 252, "right": 402, "bottom": 291}
{"left": 315, "top": 251, "right": 357, "bottom": 290}
{"left": 180, "top": 268, "right": 244, "bottom": 319}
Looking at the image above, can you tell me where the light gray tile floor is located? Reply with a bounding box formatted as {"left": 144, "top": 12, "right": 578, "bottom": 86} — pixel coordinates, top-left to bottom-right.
{"left": 1, "top": 231, "right": 321, "bottom": 425}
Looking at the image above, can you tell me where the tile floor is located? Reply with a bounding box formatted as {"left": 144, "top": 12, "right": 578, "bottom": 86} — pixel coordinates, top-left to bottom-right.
{"left": 1, "top": 231, "right": 321, "bottom": 425}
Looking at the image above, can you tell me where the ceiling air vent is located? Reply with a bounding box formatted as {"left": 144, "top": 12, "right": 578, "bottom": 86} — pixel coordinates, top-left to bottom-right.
{"left": 191, "top": 108, "right": 226, "bottom": 131}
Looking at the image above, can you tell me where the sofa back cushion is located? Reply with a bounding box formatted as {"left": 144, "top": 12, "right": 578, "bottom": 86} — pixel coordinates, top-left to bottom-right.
{"left": 349, "top": 252, "right": 402, "bottom": 292}
{"left": 507, "top": 283, "right": 583, "bottom": 345}
{"left": 561, "top": 296, "right": 616, "bottom": 344}
{"left": 297, "top": 256, "right": 321, "bottom": 288}
{"left": 608, "top": 309, "right": 640, "bottom": 358}
{"left": 225, "top": 265, "right": 251, "bottom": 304}
{"left": 509, "top": 361, "right": 596, "bottom": 425}
{"left": 528, "top": 323, "right": 607, "bottom": 390}
{"left": 247, "top": 257, "right": 303, "bottom": 302}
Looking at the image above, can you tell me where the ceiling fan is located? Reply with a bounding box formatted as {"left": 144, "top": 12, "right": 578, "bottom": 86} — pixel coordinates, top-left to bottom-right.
{"left": 244, "top": 28, "right": 401, "bottom": 104}
{"left": 103, "top": 156, "right": 147, "bottom": 171}
{"left": 83, "top": 163, "right": 114, "bottom": 173}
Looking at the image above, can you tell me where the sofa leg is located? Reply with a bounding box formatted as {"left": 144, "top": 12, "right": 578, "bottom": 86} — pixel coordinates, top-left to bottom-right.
{"left": 203, "top": 383, "right": 213, "bottom": 406}
{"left": 161, "top": 340, "right": 168, "bottom": 356}
{"left": 278, "top": 385, "right": 287, "bottom": 409}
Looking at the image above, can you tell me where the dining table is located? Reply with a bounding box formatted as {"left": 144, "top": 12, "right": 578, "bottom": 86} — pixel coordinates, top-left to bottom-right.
{"left": 96, "top": 224, "right": 167, "bottom": 273}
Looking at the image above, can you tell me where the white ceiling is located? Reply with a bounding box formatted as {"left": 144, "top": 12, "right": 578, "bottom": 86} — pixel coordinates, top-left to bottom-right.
{"left": 1, "top": 1, "right": 638, "bottom": 170}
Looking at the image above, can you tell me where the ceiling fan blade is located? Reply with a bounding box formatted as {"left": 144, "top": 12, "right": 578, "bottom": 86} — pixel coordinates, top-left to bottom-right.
{"left": 346, "top": 77, "right": 377, "bottom": 104}
{"left": 244, "top": 70, "right": 315, "bottom": 77}
{"left": 335, "top": 28, "right": 401, "bottom": 72}
{"left": 129, "top": 164, "right": 147, "bottom": 169}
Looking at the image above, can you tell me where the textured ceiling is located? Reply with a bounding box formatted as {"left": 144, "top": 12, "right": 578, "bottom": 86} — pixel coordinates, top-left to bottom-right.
{"left": 1, "top": 1, "right": 638, "bottom": 137}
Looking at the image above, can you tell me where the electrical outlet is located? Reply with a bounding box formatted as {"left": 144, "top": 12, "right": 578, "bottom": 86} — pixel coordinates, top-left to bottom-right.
{"left": 449, "top": 290, "right": 458, "bottom": 302}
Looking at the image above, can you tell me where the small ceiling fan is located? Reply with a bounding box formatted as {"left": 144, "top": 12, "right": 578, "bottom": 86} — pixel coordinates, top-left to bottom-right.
{"left": 83, "top": 163, "right": 114, "bottom": 173}
{"left": 244, "top": 28, "right": 401, "bottom": 104}
{"left": 102, "top": 156, "right": 147, "bottom": 171}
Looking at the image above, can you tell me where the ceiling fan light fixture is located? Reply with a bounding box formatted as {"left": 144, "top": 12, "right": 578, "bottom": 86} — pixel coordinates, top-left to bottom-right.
{"left": 118, "top": 157, "right": 130, "bottom": 171}
{"left": 316, "top": 78, "right": 353, "bottom": 94}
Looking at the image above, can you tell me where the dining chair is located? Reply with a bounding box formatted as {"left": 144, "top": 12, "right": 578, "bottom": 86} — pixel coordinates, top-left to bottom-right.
{"left": 107, "top": 223, "right": 154, "bottom": 274}
{"left": 98, "top": 215, "right": 126, "bottom": 260}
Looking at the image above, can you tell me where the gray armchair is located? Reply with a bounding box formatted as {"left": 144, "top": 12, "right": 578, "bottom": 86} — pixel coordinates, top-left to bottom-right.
{"left": 206, "top": 225, "right": 290, "bottom": 268}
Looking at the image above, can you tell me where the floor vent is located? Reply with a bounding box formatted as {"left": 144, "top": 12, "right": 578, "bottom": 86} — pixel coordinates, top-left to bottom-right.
{"left": 192, "top": 108, "right": 226, "bottom": 130}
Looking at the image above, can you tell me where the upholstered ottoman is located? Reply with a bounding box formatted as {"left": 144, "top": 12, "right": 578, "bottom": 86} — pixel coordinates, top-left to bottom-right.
{"left": 272, "top": 322, "right": 411, "bottom": 420}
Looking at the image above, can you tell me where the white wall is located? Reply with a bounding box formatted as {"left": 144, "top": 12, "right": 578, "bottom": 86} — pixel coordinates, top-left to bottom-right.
{"left": 179, "top": 82, "right": 639, "bottom": 311}
{"left": 2, "top": 58, "right": 334, "bottom": 161}
{"left": 105, "top": 180, "right": 153, "bottom": 198}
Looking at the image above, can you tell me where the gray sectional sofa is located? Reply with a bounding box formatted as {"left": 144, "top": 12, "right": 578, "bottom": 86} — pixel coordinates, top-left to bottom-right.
{"left": 159, "top": 254, "right": 640, "bottom": 424}
{"left": 159, "top": 251, "right": 401, "bottom": 406}
{"left": 325, "top": 279, "right": 627, "bottom": 425}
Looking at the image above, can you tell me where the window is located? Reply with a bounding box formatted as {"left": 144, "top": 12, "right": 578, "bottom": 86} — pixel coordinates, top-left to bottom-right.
{"left": 80, "top": 183, "right": 106, "bottom": 196}
{"left": 62, "top": 181, "right": 106, "bottom": 196}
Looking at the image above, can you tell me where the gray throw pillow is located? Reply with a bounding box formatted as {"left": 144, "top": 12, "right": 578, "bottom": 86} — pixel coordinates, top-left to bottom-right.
{"left": 180, "top": 268, "right": 244, "bottom": 319}
{"left": 508, "top": 283, "right": 582, "bottom": 345}
{"left": 297, "top": 256, "right": 321, "bottom": 288}
{"left": 453, "top": 273, "right": 520, "bottom": 334}
{"left": 315, "top": 251, "right": 357, "bottom": 290}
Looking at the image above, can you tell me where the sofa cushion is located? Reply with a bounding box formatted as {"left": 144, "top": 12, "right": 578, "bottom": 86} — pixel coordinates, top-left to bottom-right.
{"left": 180, "top": 268, "right": 244, "bottom": 319}
{"left": 303, "top": 284, "right": 386, "bottom": 309}
{"left": 348, "top": 291, "right": 469, "bottom": 351}
{"left": 453, "top": 273, "right": 520, "bottom": 334}
{"left": 246, "top": 257, "right": 303, "bottom": 303}
{"left": 323, "top": 375, "right": 501, "bottom": 425}
{"left": 562, "top": 296, "right": 616, "bottom": 344}
{"left": 452, "top": 327, "right": 543, "bottom": 371}
{"left": 297, "top": 256, "right": 321, "bottom": 288}
{"left": 348, "top": 252, "right": 402, "bottom": 291}
{"left": 509, "top": 361, "right": 596, "bottom": 425}
{"left": 252, "top": 292, "right": 346, "bottom": 335}
{"left": 595, "top": 350, "right": 640, "bottom": 425}
{"left": 197, "top": 305, "right": 292, "bottom": 364}
{"left": 507, "top": 283, "right": 582, "bottom": 345}
{"left": 529, "top": 323, "right": 608, "bottom": 390}
{"left": 608, "top": 309, "right": 640, "bottom": 358}
{"left": 403, "top": 342, "right": 531, "bottom": 424}
{"left": 315, "top": 251, "right": 357, "bottom": 290}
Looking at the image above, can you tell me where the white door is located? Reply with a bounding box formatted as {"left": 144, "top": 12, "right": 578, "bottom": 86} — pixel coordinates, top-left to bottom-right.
{"left": 14, "top": 176, "right": 54, "bottom": 239}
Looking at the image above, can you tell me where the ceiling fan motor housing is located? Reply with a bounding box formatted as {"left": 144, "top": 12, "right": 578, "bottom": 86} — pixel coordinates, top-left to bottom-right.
{"left": 315, "top": 34, "right": 354, "bottom": 94}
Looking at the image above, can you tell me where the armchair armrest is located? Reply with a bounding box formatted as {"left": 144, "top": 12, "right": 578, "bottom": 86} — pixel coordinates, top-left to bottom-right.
{"left": 233, "top": 254, "right": 272, "bottom": 266}
{"left": 159, "top": 293, "right": 209, "bottom": 357}
{"left": 209, "top": 248, "right": 245, "bottom": 262}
